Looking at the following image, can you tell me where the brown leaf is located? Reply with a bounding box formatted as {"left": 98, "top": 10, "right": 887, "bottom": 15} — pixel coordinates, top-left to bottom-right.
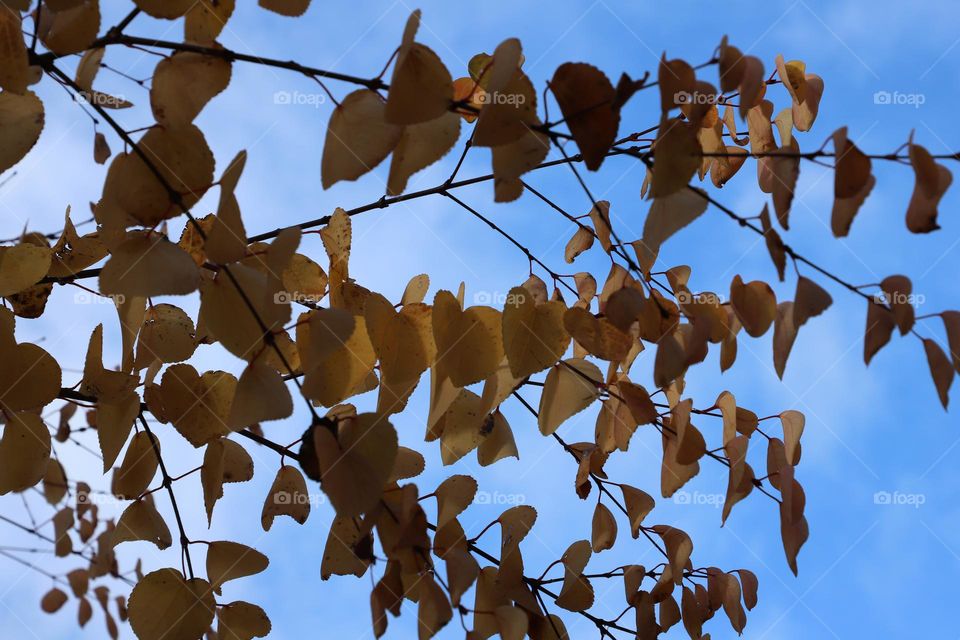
{"left": 551, "top": 62, "right": 619, "bottom": 170}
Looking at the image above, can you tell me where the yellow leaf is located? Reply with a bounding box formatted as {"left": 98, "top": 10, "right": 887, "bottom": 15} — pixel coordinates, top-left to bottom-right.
{"left": 780, "top": 410, "right": 804, "bottom": 465}
{"left": 112, "top": 431, "right": 159, "bottom": 499}
{"left": 48, "top": 211, "right": 107, "bottom": 277}
{"left": 300, "top": 311, "right": 377, "bottom": 407}
{"left": 151, "top": 50, "right": 231, "bottom": 125}
{"left": 321, "top": 89, "right": 402, "bottom": 188}
{"left": 128, "top": 569, "right": 215, "bottom": 640}
{"left": 555, "top": 540, "right": 594, "bottom": 611}
{"left": 159, "top": 364, "right": 236, "bottom": 446}
{"left": 217, "top": 601, "right": 272, "bottom": 640}
{"left": 227, "top": 361, "right": 293, "bottom": 429}
{"left": 112, "top": 497, "right": 171, "bottom": 549}
{"left": 490, "top": 123, "right": 549, "bottom": 202}
{"left": 494, "top": 605, "right": 528, "bottom": 640}
{"left": 435, "top": 475, "right": 477, "bottom": 528}
{"left": 652, "top": 525, "right": 692, "bottom": 585}
{"left": 0, "top": 9, "right": 29, "bottom": 93}
{"left": 134, "top": 304, "right": 197, "bottom": 368}
{"left": 100, "top": 232, "right": 200, "bottom": 298}
{"left": 261, "top": 465, "right": 309, "bottom": 530}
{"left": 418, "top": 573, "right": 453, "bottom": 639}
{"left": 564, "top": 226, "right": 594, "bottom": 264}
{"left": 722, "top": 436, "right": 754, "bottom": 524}
{"left": 202, "top": 438, "right": 254, "bottom": 525}
{"left": 42, "top": 459, "right": 68, "bottom": 505}
{"left": 401, "top": 274, "right": 430, "bottom": 305}
{"left": 37, "top": 0, "right": 100, "bottom": 54}
{"left": 717, "top": 37, "right": 745, "bottom": 93}
{"left": 199, "top": 264, "right": 274, "bottom": 360}
{"left": 282, "top": 253, "right": 328, "bottom": 300}
{"left": 0, "top": 412, "right": 51, "bottom": 494}
{"left": 81, "top": 325, "right": 137, "bottom": 401}
{"left": 96, "top": 391, "right": 139, "bottom": 471}
{"left": 365, "top": 293, "right": 434, "bottom": 414}
{"left": 0, "top": 341, "right": 60, "bottom": 411}
{"left": 385, "top": 13, "right": 452, "bottom": 125}
{"left": 650, "top": 117, "right": 701, "bottom": 198}
{"left": 591, "top": 502, "right": 617, "bottom": 552}
{"left": 433, "top": 290, "right": 504, "bottom": 387}
{"left": 563, "top": 307, "right": 632, "bottom": 362}
{"left": 0, "top": 243, "right": 51, "bottom": 296}
{"left": 792, "top": 74, "right": 823, "bottom": 131}
{"left": 793, "top": 277, "right": 832, "bottom": 327}
{"left": 771, "top": 140, "right": 800, "bottom": 229}
{"left": 730, "top": 275, "right": 776, "bottom": 337}
{"left": 207, "top": 541, "right": 269, "bottom": 593}
{"left": 538, "top": 359, "right": 601, "bottom": 435}
{"left": 472, "top": 39, "right": 536, "bottom": 147}
{"left": 100, "top": 124, "right": 214, "bottom": 226}
{"left": 320, "top": 516, "right": 371, "bottom": 580}
{"left": 432, "top": 389, "right": 485, "bottom": 465}
{"left": 502, "top": 286, "right": 569, "bottom": 379}
{"left": 312, "top": 414, "right": 397, "bottom": 517}
{"left": 775, "top": 55, "right": 808, "bottom": 104}
{"left": 478, "top": 410, "right": 518, "bottom": 467}
{"left": 185, "top": 0, "right": 235, "bottom": 43}
{"left": 621, "top": 484, "right": 655, "bottom": 538}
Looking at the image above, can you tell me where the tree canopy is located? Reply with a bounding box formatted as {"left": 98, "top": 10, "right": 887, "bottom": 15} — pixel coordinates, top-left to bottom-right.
{"left": 0, "top": 1, "right": 956, "bottom": 639}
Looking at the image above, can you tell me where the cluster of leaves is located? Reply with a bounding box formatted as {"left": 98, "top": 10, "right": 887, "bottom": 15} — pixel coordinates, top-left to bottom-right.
{"left": 0, "top": 1, "right": 957, "bottom": 639}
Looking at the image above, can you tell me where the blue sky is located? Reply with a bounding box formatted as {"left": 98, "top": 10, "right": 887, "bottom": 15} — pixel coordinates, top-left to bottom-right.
{"left": 2, "top": 0, "right": 959, "bottom": 638}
